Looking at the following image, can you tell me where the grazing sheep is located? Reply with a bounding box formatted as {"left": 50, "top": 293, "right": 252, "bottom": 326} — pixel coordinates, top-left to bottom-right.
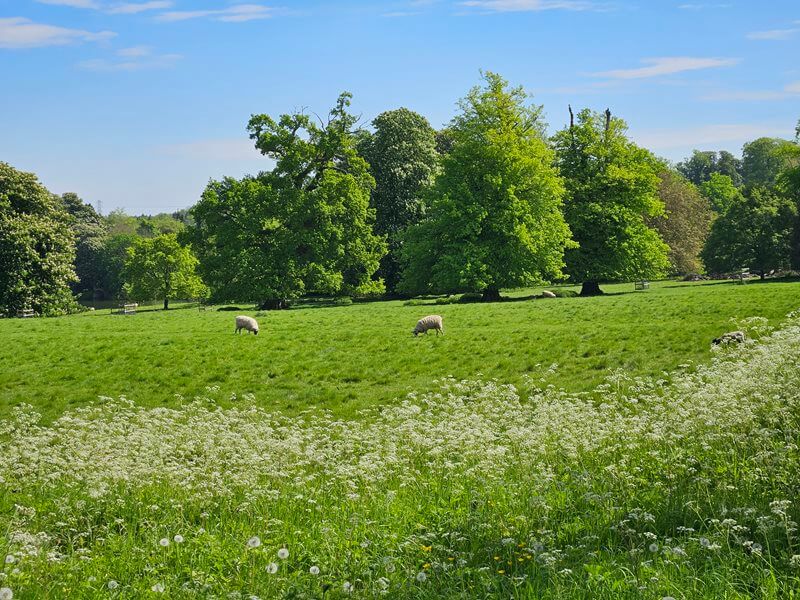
{"left": 712, "top": 330, "right": 745, "bottom": 345}
{"left": 235, "top": 315, "right": 259, "bottom": 335}
{"left": 541, "top": 290, "right": 556, "bottom": 298}
{"left": 413, "top": 315, "right": 444, "bottom": 337}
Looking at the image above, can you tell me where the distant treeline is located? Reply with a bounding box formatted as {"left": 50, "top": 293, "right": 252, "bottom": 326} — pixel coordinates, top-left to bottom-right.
{"left": 2, "top": 72, "right": 799, "bottom": 315}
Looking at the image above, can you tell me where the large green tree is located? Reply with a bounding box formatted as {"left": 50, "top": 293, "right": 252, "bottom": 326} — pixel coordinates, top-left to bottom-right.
{"left": 701, "top": 186, "right": 796, "bottom": 278}
{"left": 699, "top": 173, "right": 743, "bottom": 214}
{"left": 123, "top": 233, "right": 206, "bottom": 310}
{"left": 188, "top": 93, "right": 386, "bottom": 308}
{"left": 741, "top": 137, "right": 799, "bottom": 187}
{"left": 399, "top": 72, "right": 574, "bottom": 301}
{"left": 358, "top": 108, "right": 438, "bottom": 293}
{"left": 61, "top": 192, "right": 108, "bottom": 300}
{"left": 677, "top": 150, "right": 742, "bottom": 187}
{"left": 649, "top": 170, "right": 713, "bottom": 275}
{"left": 553, "top": 109, "right": 670, "bottom": 296}
{"left": 0, "top": 162, "right": 77, "bottom": 316}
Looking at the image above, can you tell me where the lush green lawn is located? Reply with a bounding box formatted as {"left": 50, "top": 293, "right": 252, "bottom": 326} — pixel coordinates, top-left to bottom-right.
{"left": 1, "top": 278, "right": 799, "bottom": 421}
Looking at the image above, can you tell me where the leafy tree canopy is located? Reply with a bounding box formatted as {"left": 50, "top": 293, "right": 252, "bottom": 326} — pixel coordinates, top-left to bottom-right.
{"left": 188, "top": 93, "right": 386, "bottom": 308}
{"left": 741, "top": 137, "right": 799, "bottom": 187}
{"left": 123, "top": 233, "right": 206, "bottom": 310}
{"left": 699, "top": 173, "right": 743, "bottom": 214}
{"left": 701, "top": 186, "right": 796, "bottom": 278}
{"left": 358, "top": 108, "right": 439, "bottom": 292}
{"left": 399, "top": 72, "right": 574, "bottom": 300}
{"left": 649, "top": 170, "right": 713, "bottom": 275}
{"left": 0, "top": 162, "right": 77, "bottom": 316}
{"left": 553, "top": 109, "right": 670, "bottom": 295}
{"left": 677, "top": 150, "right": 742, "bottom": 187}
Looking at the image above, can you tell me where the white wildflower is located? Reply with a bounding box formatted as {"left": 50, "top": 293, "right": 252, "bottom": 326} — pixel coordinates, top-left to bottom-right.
{"left": 247, "top": 536, "right": 261, "bottom": 549}
{"left": 0, "top": 588, "right": 12, "bottom": 600}
{"left": 151, "top": 583, "right": 165, "bottom": 593}
{"left": 159, "top": 538, "right": 169, "bottom": 547}
{"left": 173, "top": 534, "right": 184, "bottom": 544}
{"left": 342, "top": 581, "right": 353, "bottom": 594}
{"left": 266, "top": 562, "right": 278, "bottom": 574}
{"left": 277, "top": 547, "right": 289, "bottom": 559}
{"left": 648, "top": 543, "right": 658, "bottom": 553}
{"left": 107, "top": 580, "right": 119, "bottom": 590}
{"left": 416, "top": 571, "right": 427, "bottom": 583}
{"left": 3, "top": 556, "right": 14, "bottom": 565}
{"left": 309, "top": 565, "right": 320, "bottom": 575}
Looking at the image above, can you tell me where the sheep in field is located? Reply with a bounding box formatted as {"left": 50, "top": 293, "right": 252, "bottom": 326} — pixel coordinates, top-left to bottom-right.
{"left": 541, "top": 290, "right": 557, "bottom": 298}
{"left": 712, "top": 330, "right": 745, "bottom": 345}
{"left": 413, "top": 315, "right": 444, "bottom": 337}
{"left": 235, "top": 315, "right": 259, "bottom": 335}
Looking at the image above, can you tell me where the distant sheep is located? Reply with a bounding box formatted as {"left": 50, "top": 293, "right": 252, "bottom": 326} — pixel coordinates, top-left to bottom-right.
{"left": 235, "top": 315, "right": 259, "bottom": 335}
{"left": 541, "top": 290, "right": 556, "bottom": 298}
{"left": 413, "top": 315, "right": 444, "bottom": 337}
{"left": 712, "top": 330, "right": 745, "bottom": 345}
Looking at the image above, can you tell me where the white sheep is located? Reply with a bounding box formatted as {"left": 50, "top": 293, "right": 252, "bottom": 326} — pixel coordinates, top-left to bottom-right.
{"left": 413, "top": 315, "right": 444, "bottom": 337}
{"left": 541, "top": 290, "right": 556, "bottom": 298}
{"left": 235, "top": 315, "right": 259, "bottom": 335}
{"left": 712, "top": 330, "right": 745, "bottom": 345}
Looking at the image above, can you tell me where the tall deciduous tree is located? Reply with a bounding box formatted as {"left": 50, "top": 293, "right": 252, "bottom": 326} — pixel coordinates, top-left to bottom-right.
{"left": 0, "top": 162, "right": 77, "bottom": 316}
{"left": 553, "top": 109, "right": 670, "bottom": 296}
{"left": 741, "top": 137, "right": 799, "bottom": 187}
{"left": 188, "top": 93, "right": 386, "bottom": 308}
{"left": 358, "top": 109, "right": 438, "bottom": 293}
{"left": 677, "top": 150, "right": 742, "bottom": 187}
{"left": 699, "top": 173, "right": 743, "bottom": 214}
{"left": 649, "top": 171, "right": 713, "bottom": 275}
{"left": 701, "top": 186, "right": 796, "bottom": 278}
{"left": 61, "top": 192, "right": 108, "bottom": 300}
{"left": 399, "top": 72, "right": 574, "bottom": 300}
{"left": 123, "top": 233, "right": 206, "bottom": 310}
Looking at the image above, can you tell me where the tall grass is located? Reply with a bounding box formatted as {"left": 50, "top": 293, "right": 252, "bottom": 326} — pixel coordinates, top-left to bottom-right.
{"left": 1, "top": 310, "right": 799, "bottom": 598}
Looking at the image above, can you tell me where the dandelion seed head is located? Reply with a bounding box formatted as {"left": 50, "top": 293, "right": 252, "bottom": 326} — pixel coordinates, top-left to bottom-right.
{"left": 277, "top": 547, "right": 289, "bottom": 559}
{"left": 0, "top": 588, "right": 12, "bottom": 600}
{"left": 3, "top": 556, "right": 14, "bottom": 565}
{"left": 266, "top": 562, "right": 278, "bottom": 574}
{"left": 416, "top": 571, "right": 427, "bottom": 582}
{"left": 107, "top": 580, "right": 119, "bottom": 590}
{"left": 309, "top": 565, "right": 320, "bottom": 575}
{"left": 247, "top": 536, "right": 261, "bottom": 549}
{"left": 151, "top": 583, "right": 165, "bottom": 593}
{"left": 173, "top": 534, "right": 184, "bottom": 544}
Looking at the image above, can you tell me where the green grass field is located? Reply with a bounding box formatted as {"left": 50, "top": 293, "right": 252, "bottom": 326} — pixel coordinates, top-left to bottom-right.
{"left": 1, "top": 279, "right": 799, "bottom": 422}
{"left": 2, "top": 280, "right": 800, "bottom": 598}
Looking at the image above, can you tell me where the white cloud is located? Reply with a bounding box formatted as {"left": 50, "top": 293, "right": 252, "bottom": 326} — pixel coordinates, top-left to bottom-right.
{"left": 107, "top": 2, "right": 174, "bottom": 14}
{"left": 156, "top": 4, "right": 272, "bottom": 23}
{"left": 159, "top": 139, "right": 263, "bottom": 161}
{"left": 701, "top": 81, "right": 800, "bottom": 101}
{"left": 35, "top": 0, "right": 100, "bottom": 7}
{"left": 0, "top": 17, "right": 114, "bottom": 49}
{"left": 78, "top": 51, "right": 181, "bottom": 71}
{"left": 746, "top": 28, "right": 799, "bottom": 41}
{"left": 631, "top": 123, "right": 789, "bottom": 151}
{"left": 461, "top": 0, "right": 599, "bottom": 11}
{"left": 592, "top": 56, "right": 738, "bottom": 80}
{"left": 116, "top": 45, "right": 151, "bottom": 57}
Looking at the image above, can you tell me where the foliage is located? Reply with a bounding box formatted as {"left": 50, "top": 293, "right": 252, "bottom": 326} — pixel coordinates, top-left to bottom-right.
{"left": 676, "top": 149, "right": 742, "bottom": 186}
{"left": 0, "top": 162, "right": 77, "bottom": 316}
{"left": 701, "top": 186, "right": 797, "bottom": 277}
{"left": 399, "top": 72, "right": 574, "bottom": 300}
{"left": 699, "top": 172, "right": 743, "bottom": 214}
{"left": 123, "top": 234, "right": 206, "bottom": 310}
{"left": 2, "top": 306, "right": 800, "bottom": 597}
{"left": 188, "top": 94, "right": 386, "bottom": 307}
{"left": 60, "top": 192, "right": 108, "bottom": 299}
{"left": 741, "top": 137, "right": 799, "bottom": 187}
{"left": 649, "top": 170, "right": 713, "bottom": 274}
{"left": 553, "top": 109, "right": 670, "bottom": 295}
{"left": 105, "top": 209, "right": 185, "bottom": 238}
{"left": 358, "top": 108, "right": 439, "bottom": 292}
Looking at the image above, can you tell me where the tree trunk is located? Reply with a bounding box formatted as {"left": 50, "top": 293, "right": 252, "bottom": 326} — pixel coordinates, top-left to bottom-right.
{"left": 163, "top": 298, "right": 169, "bottom": 310}
{"left": 580, "top": 281, "right": 603, "bottom": 296}
{"left": 481, "top": 288, "right": 501, "bottom": 302}
{"left": 760, "top": 272, "right": 765, "bottom": 280}
{"left": 260, "top": 298, "right": 290, "bottom": 310}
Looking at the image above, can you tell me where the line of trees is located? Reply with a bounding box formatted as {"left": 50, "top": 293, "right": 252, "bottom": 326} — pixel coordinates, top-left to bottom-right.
{"left": 2, "top": 72, "right": 799, "bottom": 315}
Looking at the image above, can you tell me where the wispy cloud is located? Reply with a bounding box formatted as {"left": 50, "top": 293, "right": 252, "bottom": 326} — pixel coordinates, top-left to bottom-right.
{"left": 107, "top": 2, "right": 174, "bottom": 14}
{"left": 746, "top": 27, "right": 800, "bottom": 41}
{"left": 461, "top": 0, "right": 600, "bottom": 12}
{"left": 701, "top": 81, "right": 800, "bottom": 101}
{"left": 677, "top": 3, "right": 731, "bottom": 9}
{"left": 35, "top": 0, "right": 100, "bottom": 7}
{"left": 156, "top": 4, "right": 272, "bottom": 23}
{"left": 0, "top": 17, "right": 114, "bottom": 49}
{"left": 592, "top": 56, "right": 738, "bottom": 80}
{"left": 631, "top": 123, "right": 789, "bottom": 151}
{"left": 78, "top": 45, "right": 181, "bottom": 70}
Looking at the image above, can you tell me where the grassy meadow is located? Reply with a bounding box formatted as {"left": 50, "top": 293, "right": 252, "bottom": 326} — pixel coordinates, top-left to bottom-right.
{"left": 2, "top": 280, "right": 800, "bottom": 598}
{"left": 1, "top": 279, "right": 799, "bottom": 422}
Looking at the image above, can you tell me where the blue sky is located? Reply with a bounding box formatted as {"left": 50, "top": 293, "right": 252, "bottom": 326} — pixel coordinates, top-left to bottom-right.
{"left": 1, "top": 0, "right": 798, "bottom": 214}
